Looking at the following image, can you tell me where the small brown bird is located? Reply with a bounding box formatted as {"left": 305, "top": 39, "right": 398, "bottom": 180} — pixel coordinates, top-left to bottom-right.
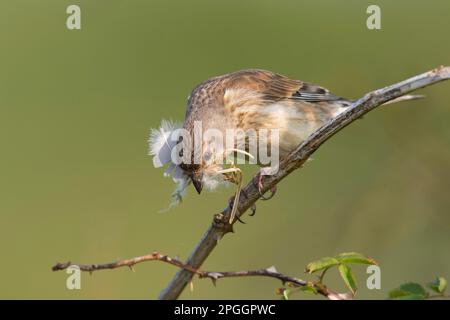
{"left": 150, "top": 69, "right": 418, "bottom": 220}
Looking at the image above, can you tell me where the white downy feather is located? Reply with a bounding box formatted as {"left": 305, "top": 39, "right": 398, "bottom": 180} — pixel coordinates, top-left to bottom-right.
{"left": 148, "top": 119, "right": 189, "bottom": 209}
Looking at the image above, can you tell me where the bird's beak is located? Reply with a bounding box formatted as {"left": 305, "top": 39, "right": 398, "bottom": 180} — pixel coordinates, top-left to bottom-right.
{"left": 191, "top": 173, "right": 203, "bottom": 194}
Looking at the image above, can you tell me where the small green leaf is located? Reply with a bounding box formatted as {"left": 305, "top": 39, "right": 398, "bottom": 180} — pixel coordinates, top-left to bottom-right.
{"left": 305, "top": 257, "right": 339, "bottom": 273}
{"left": 335, "top": 252, "right": 377, "bottom": 265}
{"left": 388, "top": 289, "right": 424, "bottom": 300}
{"left": 400, "top": 283, "right": 427, "bottom": 296}
{"left": 299, "top": 284, "right": 317, "bottom": 295}
{"left": 427, "top": 277, "right": 447, "bottom": 294}
{"left": 338, "top": 264, "right": 357, "bottom": 295}
{"left": 389, "top": 282, "right": 428, "bottom": 300}
{"left": 389, "top": 288, "right": 408, "bottom": 299}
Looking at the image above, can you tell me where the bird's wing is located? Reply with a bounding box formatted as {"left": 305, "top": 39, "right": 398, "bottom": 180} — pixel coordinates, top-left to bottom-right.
{"left": 185, "top": 69, "right": 349, "bottom": 121}
{"left": 224, "top": 69, "right": 345, "bottom": 103}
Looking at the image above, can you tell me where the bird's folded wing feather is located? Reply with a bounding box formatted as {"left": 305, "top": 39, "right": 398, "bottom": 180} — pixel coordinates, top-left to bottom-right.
{"left": 185, "top": 69, "right": 348, "bottom": 121}
{"left": 224, "top": 69, "right": 344, "bottom": 103}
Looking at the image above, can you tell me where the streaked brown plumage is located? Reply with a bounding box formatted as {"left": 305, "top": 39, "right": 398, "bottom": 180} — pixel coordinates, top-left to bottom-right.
{"left": 182, "top": 69, "right": 351, "bottom": 192}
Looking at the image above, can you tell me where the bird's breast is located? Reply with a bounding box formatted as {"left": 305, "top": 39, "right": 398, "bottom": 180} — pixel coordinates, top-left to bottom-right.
{"left": 231, "top": 100, "right": 345, "bottom": 158}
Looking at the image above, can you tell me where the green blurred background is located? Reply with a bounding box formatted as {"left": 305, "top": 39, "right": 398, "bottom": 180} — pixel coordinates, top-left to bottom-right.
{"left": 0, "top": 0, "right": 449, "bottom": 299}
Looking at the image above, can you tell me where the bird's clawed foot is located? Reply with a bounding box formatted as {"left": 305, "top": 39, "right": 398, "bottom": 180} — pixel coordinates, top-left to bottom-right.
{"left": 254, "top": 172, "right": 278, "bottom": 201}
{"left": 226, "top": 187, "right": 256, "bottom": 223}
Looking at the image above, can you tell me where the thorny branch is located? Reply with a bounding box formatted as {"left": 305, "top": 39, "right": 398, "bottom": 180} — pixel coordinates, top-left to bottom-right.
{"left": 52, "top": 66, "right": 450, "bottom": 300}
{"left": 52, "top": 251, "right": 343, "bottom": 299}
{"left": 158, "top": 66, "right": 450, "bottom": 299}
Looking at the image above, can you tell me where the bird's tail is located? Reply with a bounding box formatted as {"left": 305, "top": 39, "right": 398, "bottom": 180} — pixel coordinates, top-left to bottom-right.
{"left": 338, "top": 94, "right": 424, "bottom": 110}
{"left": 381, "top": 94, "right": 425, "bottom": 106}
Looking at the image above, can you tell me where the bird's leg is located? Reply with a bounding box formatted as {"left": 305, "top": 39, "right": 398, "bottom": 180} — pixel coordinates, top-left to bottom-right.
{"left": 253, "top": 170, "right": 277, "bottom": 201}
{"left": 217, "top": 166, "right": 243, "bottom": 224}
{"left": 227, "top": 194, "right": 246, "bottom": 224}
{"left": 226, "top": 184, "right": 256, "bottom": 221}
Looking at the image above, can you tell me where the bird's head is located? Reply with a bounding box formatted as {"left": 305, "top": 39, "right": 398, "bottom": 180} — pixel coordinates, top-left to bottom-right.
{"left": 149, "top": 119, "right": 228, "bottom": 209}
{"left": 179, "top": 163, "right": 204, "bottom": 194}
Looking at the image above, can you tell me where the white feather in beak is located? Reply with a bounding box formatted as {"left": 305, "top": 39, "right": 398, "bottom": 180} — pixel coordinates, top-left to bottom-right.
{"left": 148, "top": 119, "right": 189, "bottom": 209}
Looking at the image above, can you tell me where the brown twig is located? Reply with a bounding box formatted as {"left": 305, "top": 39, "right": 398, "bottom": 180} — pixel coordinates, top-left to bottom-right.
{"left": 158, "top": 66, "right": 450, "bottom": 299}
{"left": 52, "top": 251, "right": 339, "bottom": 298}
{"left": 52, "top": 251, "right": 200, "bottom": 275}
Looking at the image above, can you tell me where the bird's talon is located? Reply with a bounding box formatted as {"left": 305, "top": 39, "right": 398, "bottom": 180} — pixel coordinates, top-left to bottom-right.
{"left": 249, "top": 204, "right": 257, "bottom": 216}
{"left": 257, "top": 173, "right": 277, "bottom": 200}
{"left": 263, "top": 185, "right": 277, "bottom": 200}
{"left": 236, "top": 215, "right": 246, "bottom": 224}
